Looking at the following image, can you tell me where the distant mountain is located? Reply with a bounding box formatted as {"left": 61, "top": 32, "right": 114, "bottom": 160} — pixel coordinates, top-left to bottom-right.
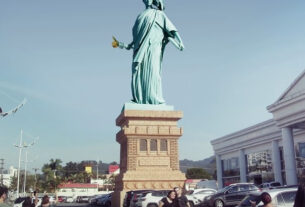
{"left": 81, "top": 156, "right": 216, "bottom": 175}
{"left": 179, "top": 156, "right": 216, "bottom": 174}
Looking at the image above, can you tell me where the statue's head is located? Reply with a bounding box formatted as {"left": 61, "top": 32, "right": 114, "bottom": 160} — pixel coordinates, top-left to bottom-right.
{"left": 143, "top": 0, "right": 153, "bottom": 8}
{"left": 153, "top": 0, "right": 165, "bottom": 10}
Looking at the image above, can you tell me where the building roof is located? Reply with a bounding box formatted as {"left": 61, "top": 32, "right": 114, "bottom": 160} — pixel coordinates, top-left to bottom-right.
{"left": 58, "top": 183, "right": 98, "bottom": 188}
{"left": 109, "top": 165, "right": 119, "bottom": 174}
{"left": 276, "top": 69, "right": 305, "bottom": 102}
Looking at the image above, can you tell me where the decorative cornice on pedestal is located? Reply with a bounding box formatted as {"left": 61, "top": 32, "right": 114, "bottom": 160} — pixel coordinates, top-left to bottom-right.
{"left": 116, "top": 110, "right": 183, "bottom": 126}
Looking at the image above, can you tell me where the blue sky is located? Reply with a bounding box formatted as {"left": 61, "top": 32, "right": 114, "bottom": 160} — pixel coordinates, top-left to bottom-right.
{"left": 1, "top": 0, "right": 305, "bottom": 172}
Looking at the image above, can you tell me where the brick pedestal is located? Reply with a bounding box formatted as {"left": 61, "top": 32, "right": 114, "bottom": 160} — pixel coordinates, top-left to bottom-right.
{"left": 111, "top": 110, "right": 186, "bottom": 207}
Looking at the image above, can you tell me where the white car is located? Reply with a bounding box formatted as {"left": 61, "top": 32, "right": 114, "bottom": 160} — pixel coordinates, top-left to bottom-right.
{"left": 186, "top": 188, "right": 217, "bottom": 205}
{"left": 135, "top": 190, "right": 169, "bottom": 207}
{"left": 185, "top": 194, "right": 201, "bottom": 207}
{"left": 237, "top": 187, "right": 298, "bottom": 207}
{"left": 66, "top": 197, "right": 74, "bottom": 203}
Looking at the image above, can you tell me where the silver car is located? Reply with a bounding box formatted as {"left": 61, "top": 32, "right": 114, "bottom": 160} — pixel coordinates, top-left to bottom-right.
{"left": 237, "top": 187, "right": 297, "bottom": 207}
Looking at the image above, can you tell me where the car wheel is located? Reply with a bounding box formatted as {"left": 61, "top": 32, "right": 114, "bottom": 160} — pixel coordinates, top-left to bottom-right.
{"left": 147, "top": 204, "right": 158, "bottom": 207}
{"left": 189, "top": 201, "right": 194, "bottom": 207}
{"left": 214, "top": 200, "right": 224, "bottom": 207}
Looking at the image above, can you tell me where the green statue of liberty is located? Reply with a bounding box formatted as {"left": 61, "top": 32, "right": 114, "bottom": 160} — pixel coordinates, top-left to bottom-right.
{"left": 113, "top": 0, "right": 184, "bottom": 105}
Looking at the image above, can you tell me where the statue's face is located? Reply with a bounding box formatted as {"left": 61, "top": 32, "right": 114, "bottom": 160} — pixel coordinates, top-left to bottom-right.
{"left": 143, "top": 0, "right": 152, "bottom": 7}
{"left": 152, "top": 0, "right": 165, "bottom": 10}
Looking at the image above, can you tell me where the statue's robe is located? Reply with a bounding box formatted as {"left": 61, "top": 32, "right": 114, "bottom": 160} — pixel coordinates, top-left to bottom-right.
{"left": 131, "top": 8, "right": 177, "bottom": 104}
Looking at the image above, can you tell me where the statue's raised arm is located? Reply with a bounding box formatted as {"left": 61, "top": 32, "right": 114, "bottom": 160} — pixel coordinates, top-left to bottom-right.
{"left": 112, "top": 0, "right": 184, "bottom": 105}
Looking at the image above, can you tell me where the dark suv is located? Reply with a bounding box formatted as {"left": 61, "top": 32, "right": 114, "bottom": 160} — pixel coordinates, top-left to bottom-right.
{"left": 205, "top": 183, "right": 260, "bottom": 207}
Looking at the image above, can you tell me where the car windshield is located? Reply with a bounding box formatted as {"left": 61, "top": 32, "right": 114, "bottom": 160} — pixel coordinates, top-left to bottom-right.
{"left": 271, "top": 182, "right": 281, "bottom": 187}
{"left": 217, "top": 186, "right": 230, "bottom": 193}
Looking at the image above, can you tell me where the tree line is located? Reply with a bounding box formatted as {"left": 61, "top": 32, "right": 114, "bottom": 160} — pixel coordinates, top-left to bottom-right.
{"left": 10, "top": 159, "right": 118, "bottom": 193}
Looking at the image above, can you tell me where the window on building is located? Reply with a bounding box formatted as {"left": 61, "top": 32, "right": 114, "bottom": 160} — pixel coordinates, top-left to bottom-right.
{"left": 299, "top": 143, "right": 305, "bottom": 158}
{"left": 150, "top": 139, "right": 157, "bottom": 151}
{"left": 160, "top": 139, "right": 167, "bottom": 151}
{"left": 140, "top": 139, "right": 147, "bottom": 151}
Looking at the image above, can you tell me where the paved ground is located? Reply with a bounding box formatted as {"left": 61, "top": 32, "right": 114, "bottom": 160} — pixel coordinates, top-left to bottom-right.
{"left": 56, "top": 203, "right": 91, "bottom": 207}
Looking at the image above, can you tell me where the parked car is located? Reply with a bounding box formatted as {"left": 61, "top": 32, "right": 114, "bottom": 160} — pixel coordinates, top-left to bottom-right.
{"left": 76, "top": 196, "right": 90, "bottom": 203}
{"left": 58, "top": 196, "right": 67, "bottom": 203}
{"left": 124, "top": 190, "right": 151, "bottom": 207}
{"left": 66, "top": 196, "right": 74, "bottom": 203}
{"left": 90, "top": 194, "right": 104, "bottom": 205}
{"left": 48, "top": 196, "right": 55, "bottom": 205}
{"left": 97, "top": 193, "right": 112, "bottom": 206}
{"left": 97, "top": 193, "right": 112, "bottom": 207}
{"left": 186, "top": 189, "right": 217, "bottom": 206}
{"left": 203, "top": 183, "right": 260, "bottom": 207}
{"left": 236, "top": 187, "right": 297, "bottom": 207}
{"left": 97, "top": 194, "right": 110, "bottom": 206}
{"left": 135, "top": 190, "right": 169, "bottom": 207}
{"left": 259, "top": 182, "right": 281, "bottom": 189}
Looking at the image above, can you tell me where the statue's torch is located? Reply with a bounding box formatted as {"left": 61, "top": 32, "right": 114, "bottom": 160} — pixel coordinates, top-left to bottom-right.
{"left": 112, "top": 36, "right": 119, "bottom": 48}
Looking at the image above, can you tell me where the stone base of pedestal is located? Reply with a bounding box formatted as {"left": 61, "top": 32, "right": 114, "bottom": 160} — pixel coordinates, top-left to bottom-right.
{"left": 112, "top": 109, "right": 186, "bottom": 207}
{"left": 111, "top": 171, "right": 185, "bottom": 207}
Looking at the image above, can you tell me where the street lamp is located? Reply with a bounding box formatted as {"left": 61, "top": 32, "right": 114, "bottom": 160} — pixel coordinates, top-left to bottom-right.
{"left": 14, "top": 130, "right": 37, "bottom": 198}
{"left": 21, "top": 151, "right": 37, "bottom": 196}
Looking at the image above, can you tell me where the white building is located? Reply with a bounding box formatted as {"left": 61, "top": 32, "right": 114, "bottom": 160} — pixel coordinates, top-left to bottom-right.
{"left": 211, "top": 70, "right": 305, "bottom": 188}
{"left": 2, "top": 166, "right": 17, "bottom": 187}
{"left": 57, "top": 183, "right": 99, "bottom": 197}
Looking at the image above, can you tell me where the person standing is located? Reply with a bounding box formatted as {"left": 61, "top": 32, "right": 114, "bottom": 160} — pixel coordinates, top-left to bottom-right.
{"left": 174, "top": 187, "right": 190, "bottom": 207}
{"left": 0, "top": 186, "right": 10, "bottom": 207}
{"left": 250, "top": 192, "right": 273, "bottom": 207}
{"left": 159, "top": 190, "right": 176, "bottom": 207}
{"left": 294, "top": 182, "right": 305, "bottom": 207}
{"left": 41, "top": 195, "right": 50, "bottom": 207}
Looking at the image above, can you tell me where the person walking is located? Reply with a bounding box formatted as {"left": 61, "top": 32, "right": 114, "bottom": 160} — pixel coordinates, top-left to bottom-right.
{"left": 294, "top": 182, "right": 305, "bottom": 207}
{"left": 159, "top": 190, "right": 176, "bottom": 207}
{"left": 174, "top": 187, "right": 190, "bottom": 207}
{"left": 0, "top": 186, "right": 10, "bottom": 207}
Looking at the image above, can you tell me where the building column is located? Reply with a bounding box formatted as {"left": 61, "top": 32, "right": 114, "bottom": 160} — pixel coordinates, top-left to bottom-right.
{"left": 216, "top": 154, "right": 223, "bottom": 188}
{"left": 239, "top": 149, "right": 247, "bottom": 182}
{"left": 282, "top": 127, "right": 297, "bottom": 185}
{"left": 272, "top": 140, "right": 283, "bottom": 185}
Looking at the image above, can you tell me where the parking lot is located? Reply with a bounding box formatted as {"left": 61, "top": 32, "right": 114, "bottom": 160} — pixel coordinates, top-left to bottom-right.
{"left": 56, "top": 203, "right": 91, "bottom": 207}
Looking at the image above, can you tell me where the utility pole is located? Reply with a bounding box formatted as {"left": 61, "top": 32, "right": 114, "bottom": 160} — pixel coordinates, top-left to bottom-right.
{"left": 0, "top": 159, "right": 4, "bottom": 186}
{"left": 96, "top": 159, "right": 99, "bottom": 191}
{"left": 21, "top": 152, "right": 37, "bottom": 196}
{"left": 14, "top": 130, "right": 37, "bottom": 198}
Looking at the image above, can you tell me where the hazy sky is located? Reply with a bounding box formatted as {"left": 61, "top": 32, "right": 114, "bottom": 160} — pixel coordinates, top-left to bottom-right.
{"left": 1, "top": 0, "right": 305, "bottom": 173}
